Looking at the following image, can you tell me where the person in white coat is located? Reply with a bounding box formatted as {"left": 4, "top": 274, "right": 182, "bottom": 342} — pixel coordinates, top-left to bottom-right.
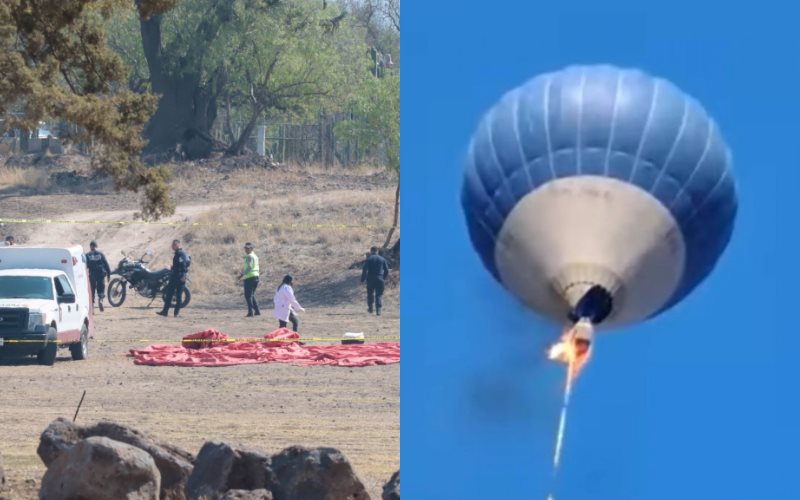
{"left": 273, "top": 274, "right": 304, "bottom": 332}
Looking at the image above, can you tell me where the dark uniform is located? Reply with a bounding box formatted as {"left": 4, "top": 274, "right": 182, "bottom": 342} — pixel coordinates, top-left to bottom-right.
{"left": 160, "top": 248, "right": 191, "bottom": 317}
{"left": 85, "top": 249, "right": 111, "bottom": 307}
{"left": 361, "top": 252, "right": 390, "bottom": 314}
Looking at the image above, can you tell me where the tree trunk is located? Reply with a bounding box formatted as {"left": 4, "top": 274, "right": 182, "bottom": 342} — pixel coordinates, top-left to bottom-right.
{"left": 139, "top": 15, "right": 217, "bottom": 159}
{"left": 390, "top": 238, "right": 399, "bottom": 271}
{"left": 226, "top": 103, "right": 261, "bottom": 156}
{"left": 382, "top": 180, "right": 399, "bottom": 249}
{"left": 223, "top": 94, "right": 236, "bottom": 145}
{"left": 19, "top": 129, "right": 30, "bottom": 153}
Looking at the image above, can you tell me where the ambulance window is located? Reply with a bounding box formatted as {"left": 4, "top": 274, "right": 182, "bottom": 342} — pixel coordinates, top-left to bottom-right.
{"left": 55, "top": 274, "right": 74, "bottom": 296}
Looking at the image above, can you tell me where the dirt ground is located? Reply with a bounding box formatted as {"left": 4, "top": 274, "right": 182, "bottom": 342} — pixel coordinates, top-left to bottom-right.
{"left": 0, "top": 156, "right": 399, "bottom": 499}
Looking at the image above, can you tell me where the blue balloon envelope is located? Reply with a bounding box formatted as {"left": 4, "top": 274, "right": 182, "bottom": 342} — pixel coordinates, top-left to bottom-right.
{"left": 461, "top": 65, "right": 737, "bottom": 328}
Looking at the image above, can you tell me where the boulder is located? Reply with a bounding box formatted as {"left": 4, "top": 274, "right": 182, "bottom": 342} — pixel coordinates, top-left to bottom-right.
{"left": 37, "top": 418, "right": 81, "bottom": 467}
{"left": 270, "top": 446, "right": 369, "bottom": 500}
{"left": 382, "top": 470, "right": 399, "bottom": 500}
{"left": 85, "top": 421, "right": 194, "bottom": 500}
{"left": 187, "top": 442, "right": 275, "bottom": 499}
{"left": 38, "top": 418, "right": 194, "bottom": 500}
{"left": 39, "top": 436, "right": 160, "bottom": 500}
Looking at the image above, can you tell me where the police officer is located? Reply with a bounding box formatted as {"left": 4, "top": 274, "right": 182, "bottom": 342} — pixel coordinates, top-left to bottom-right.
{"left": 237, "top": 242, "right": 260, "bottom": 317}
{"left": 85, "top": 240, "right": 111, "bottom": 311}
{"left": 361, "top": 246, "right": 390, "bottom": 315}
{"left": 157, "top": 239, "right": 191, "bottom": 318}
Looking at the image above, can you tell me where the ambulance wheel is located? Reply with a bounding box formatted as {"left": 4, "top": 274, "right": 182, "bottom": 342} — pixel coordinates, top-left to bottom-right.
{"left": 70, "top": 325, "right": 89, "bottom": 361}
{"left": 37, "top": 328, "right": 58, "bottom": 366}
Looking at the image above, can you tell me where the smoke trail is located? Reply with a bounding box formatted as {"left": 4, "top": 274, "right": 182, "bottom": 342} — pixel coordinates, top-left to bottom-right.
{"left": 547, "top": 358, "right": 575, "bottom": 500}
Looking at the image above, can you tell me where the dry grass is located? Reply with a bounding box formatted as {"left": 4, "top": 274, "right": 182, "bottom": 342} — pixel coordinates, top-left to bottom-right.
{"left": 0, "top": 157, "right": 398, "bottom": 309}
{"left": 0, "top": 166, "right": 50, "bottom": 191}
{"left": 175, "top": 190, "right": 397, "bottom": 307}
{"left": 168, "top": 160, "right": 389, "bottom": 189}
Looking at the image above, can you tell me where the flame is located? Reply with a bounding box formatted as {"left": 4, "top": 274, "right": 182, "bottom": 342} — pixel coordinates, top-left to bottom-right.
{"left": 548, "top": 331, "right": 588, "bottom": 381}
{"left": 547, "top": 338, "right": 573, "bottom": 362}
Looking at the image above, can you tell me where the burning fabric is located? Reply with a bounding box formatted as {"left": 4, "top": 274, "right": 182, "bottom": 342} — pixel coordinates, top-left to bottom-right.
{"left": 129, "top": 328, "right": 400, "bottom": 367}
{"left": 548, "top": 318, "right": 593, "bottom": 381}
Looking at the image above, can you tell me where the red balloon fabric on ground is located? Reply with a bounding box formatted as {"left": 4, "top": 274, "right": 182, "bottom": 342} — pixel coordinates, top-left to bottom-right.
{"left": 129, "top": 328, "right": 400, "bottom": 367}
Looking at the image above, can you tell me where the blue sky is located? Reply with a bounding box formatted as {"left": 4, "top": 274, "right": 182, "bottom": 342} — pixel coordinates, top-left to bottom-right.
{"left": 402, "top": 1, "right": 800, "bottom": 498}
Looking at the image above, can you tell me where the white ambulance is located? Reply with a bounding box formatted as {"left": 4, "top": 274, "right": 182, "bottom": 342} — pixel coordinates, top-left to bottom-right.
{"left": 0, "top": 246, "right": 93, "bottom": 365}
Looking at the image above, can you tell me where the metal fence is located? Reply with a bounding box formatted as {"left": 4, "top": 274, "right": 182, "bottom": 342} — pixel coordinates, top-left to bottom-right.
{"left": 2, "top": 112, "right": 387, "bottom": 168}
{"left": 212, "top": 111, "right": 384, "bottom": 168}
{"left": 0, "top": 136, "right": 64, "bottom": 155}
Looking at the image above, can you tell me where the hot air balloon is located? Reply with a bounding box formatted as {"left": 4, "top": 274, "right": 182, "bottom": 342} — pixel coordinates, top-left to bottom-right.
{"left": 461, "top": 65, "right": 737, "bottom": 345}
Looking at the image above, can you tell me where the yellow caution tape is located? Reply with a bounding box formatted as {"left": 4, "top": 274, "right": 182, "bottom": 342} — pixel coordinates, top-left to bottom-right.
{"left": 0, "top": 336, "right": 400, "bottom": 344}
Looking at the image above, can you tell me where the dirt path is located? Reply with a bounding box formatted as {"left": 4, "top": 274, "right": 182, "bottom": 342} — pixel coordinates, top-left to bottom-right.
{"left": 16, "top": 189, "right": 390, "bottom": 254}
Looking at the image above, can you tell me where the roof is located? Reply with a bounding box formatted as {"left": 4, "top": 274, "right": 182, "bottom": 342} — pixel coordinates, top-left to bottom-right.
{"left": 0, "top": 245, "right": 83, "bottom": 252}
{"left": 0, "top": 269, "right": 62, "bottom": 278}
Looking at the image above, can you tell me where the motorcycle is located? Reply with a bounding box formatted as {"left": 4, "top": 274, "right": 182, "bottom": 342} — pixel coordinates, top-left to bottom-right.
{"left": 107, "top": 249, "right": 191, "bottom": 308}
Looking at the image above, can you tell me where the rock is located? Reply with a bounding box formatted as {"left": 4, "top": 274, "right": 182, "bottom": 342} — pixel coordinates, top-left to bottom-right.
{"left": 37, "top": 418, "right": 194, "bottom": 500}
{"left": 37, "top": 418, "right": 81, "bottom": 467}
{"left": 85, "top": 421, "right": 194, "bottom": 500}
{"left": 0, "top": 451, "right": 5, "bottom": 487}
{"left": 270, "top": 446, "right": 369, "bottom": 500}
{"left": 39, "top": 436, "right": 161, "bottom": 500}
{"left": 220, "top": 490, "right": 273, "bottom": 500}
{"left": 382, "top": 470, "right": 399, "bottom": 500}
{"left": 187, "top": 442, "right": 275, "bottom": 499}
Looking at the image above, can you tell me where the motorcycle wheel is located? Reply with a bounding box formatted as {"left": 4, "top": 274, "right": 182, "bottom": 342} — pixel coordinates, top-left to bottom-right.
{"left": 107, "top": 278, "right": 127, "bottom": 307}
{"left": 158, "top": 284, "right": 191, "bottom": 309}
{"left": 177, "top": 286, "right": 191, "bottom": 308}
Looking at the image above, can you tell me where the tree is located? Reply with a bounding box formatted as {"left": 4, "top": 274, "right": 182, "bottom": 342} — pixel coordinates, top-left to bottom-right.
{"left": 337, "top": 0, "right": 398, "bottom": 250}
{"left": 337, "top": 71, "right": 399, "bottom": 249}
{"left": 344, "top": 0, "right": 399, "bottom": 59}
{"left": 114, "top": 0, "right": 345, "bottom": 159}
{"left": 1, "top": 0, "right": 177, "bottom": 219}
{"left": 384, "top": 0, "right": 399, "bottom": 33}
{"left": 222, "top": 0, "right": 362, "bottom": 156}
{"left": 134, "top": 0, "right": 233, "bottom": 158}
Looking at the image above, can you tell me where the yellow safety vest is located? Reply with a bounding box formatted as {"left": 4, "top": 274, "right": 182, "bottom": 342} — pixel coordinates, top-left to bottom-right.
{"left": 243, "top": 253, "right": 260, "bottom": 279}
